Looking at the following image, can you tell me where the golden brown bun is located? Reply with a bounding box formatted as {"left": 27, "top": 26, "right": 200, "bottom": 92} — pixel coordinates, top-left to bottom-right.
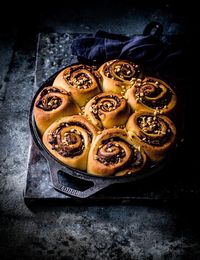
{"left": 84, "top": 92, "right": 130, "bottom": 129}
{"left": 126, "top": 111, "right": 176, "bottom": 162}
{"left": 125, "top": 76, "right": 177, "bottom": 115}
{"left": 98, "top": 59, "right": 142, "bottom": 95}
{"left": 42, "top": 115, "right": 97, "bottom": 171}
{"left": 87, "top": 128, "right": 147, "bottom": 176}
{"left": 53, "top": 64, "right": 102, "bottom": 107}
{"left": 34, "top": 86, "right": 80, "bottom": 135}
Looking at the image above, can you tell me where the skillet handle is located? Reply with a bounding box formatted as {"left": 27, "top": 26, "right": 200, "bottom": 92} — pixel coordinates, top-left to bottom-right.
{"left": 143, "top": 21, "right": 163, "bottom": 38}
{"left": 47, "top": 160, "right": 113, "bottom": 198}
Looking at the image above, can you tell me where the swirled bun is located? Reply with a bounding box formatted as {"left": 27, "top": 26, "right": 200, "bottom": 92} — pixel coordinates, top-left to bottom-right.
{"left": 53, "top": 64, "right": 102, "bottom": 107}
{"left": 87, "top": 128, "right": 147, "bottom": 176}
{"left": 126, "top": 111, "right": 176, "bottom": 162}
{"left": 125, "top": 76, "right": 177, "bottom": 115}
{"left": 42, "top": 115, "right": 97, "bottom": 170}
{"left": 34, "top": 86, "right": 80, "bottom": 135}
{"left": 84, "top": 92, "right": 130, "bottom": 129}
{"left": 98, "top": 59, "right": 142, "bottom": 95}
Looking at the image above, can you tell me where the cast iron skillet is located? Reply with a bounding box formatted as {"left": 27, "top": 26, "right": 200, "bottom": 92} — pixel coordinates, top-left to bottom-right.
{"left": 29, "top": 65, "right": 179, "bottom": 198}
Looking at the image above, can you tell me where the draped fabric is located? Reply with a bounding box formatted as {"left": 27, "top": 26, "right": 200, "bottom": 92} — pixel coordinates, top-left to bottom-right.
{"left": 71, "top": 22, "right": 188, "bottom": 78}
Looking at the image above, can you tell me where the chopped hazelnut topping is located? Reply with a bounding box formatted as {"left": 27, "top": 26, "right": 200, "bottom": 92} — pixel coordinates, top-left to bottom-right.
{"left": 107, "top": 148, "right": 113, "bottom": 152}
{"left": 62, "top": 140, "right": 69, "bottom": 145}
{"left": 147, "top": 117, "right": 153, "bottom": 122}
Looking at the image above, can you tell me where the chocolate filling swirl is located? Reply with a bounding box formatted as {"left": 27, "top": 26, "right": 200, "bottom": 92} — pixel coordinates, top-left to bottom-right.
{"left": 48, "top": 122, "right": 93, "bottom": 158}
{"left": 36, "top": 87, "right": 63, "bottom": 111}
{"left": 64, "top": 65, "right": 101, "bottom": 90}
{"left": 137, "top": 116, "right": 171, "bottom": 146}
{"left": 91, "top": 94, "right": 121, "bottom": 120}
{"left": 96, "top": 137, "right": 143, "bottom": 169}
{"left": 104, "top": 60, "right": 141, "bottom": 81}
{"left": 135, "top": 79, "right": 173, "bottom": 109}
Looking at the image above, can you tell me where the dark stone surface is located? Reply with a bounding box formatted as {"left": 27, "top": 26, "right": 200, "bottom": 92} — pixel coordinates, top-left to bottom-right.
{"left": 1, "top": 2, "right": 200, "bottom": 259}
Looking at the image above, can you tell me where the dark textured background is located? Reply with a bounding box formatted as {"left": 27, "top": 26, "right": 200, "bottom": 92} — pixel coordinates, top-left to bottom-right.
{"left": 0, "top": 1, "right": 199, "bottom": 259}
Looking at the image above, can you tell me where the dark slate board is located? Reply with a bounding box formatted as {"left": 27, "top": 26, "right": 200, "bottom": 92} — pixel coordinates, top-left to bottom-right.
{"left": 24, "top": 33, "right": 200, "bottom": 204}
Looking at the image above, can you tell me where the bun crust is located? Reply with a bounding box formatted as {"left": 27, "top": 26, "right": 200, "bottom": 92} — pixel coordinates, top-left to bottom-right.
{"left": 98, "top": 59, "right": 142, "bottom": 95}
{"left": 126, "top": 111, "right": 177, "bottom": 162}
{"left": 125, "top": 76, "right": 177, "bottom": 115}
{"left": 84, "top": 92, "right": 130, "bottom": 129}
{"left": 53, "top": 64, "right": 102, "bottom": 107}
{"left": 42, "top": 115, "right": 97, "bottom": 170}
{"left": 34, "top": 86, "right": 80, "bottom": 135}
{"left": 87, "top": 128, "right": 147, "bottom": 176}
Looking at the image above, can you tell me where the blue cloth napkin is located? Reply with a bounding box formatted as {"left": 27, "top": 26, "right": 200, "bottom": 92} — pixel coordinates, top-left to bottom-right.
{"left": 71, "top": 22, "right": 188, "bottom": 78}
